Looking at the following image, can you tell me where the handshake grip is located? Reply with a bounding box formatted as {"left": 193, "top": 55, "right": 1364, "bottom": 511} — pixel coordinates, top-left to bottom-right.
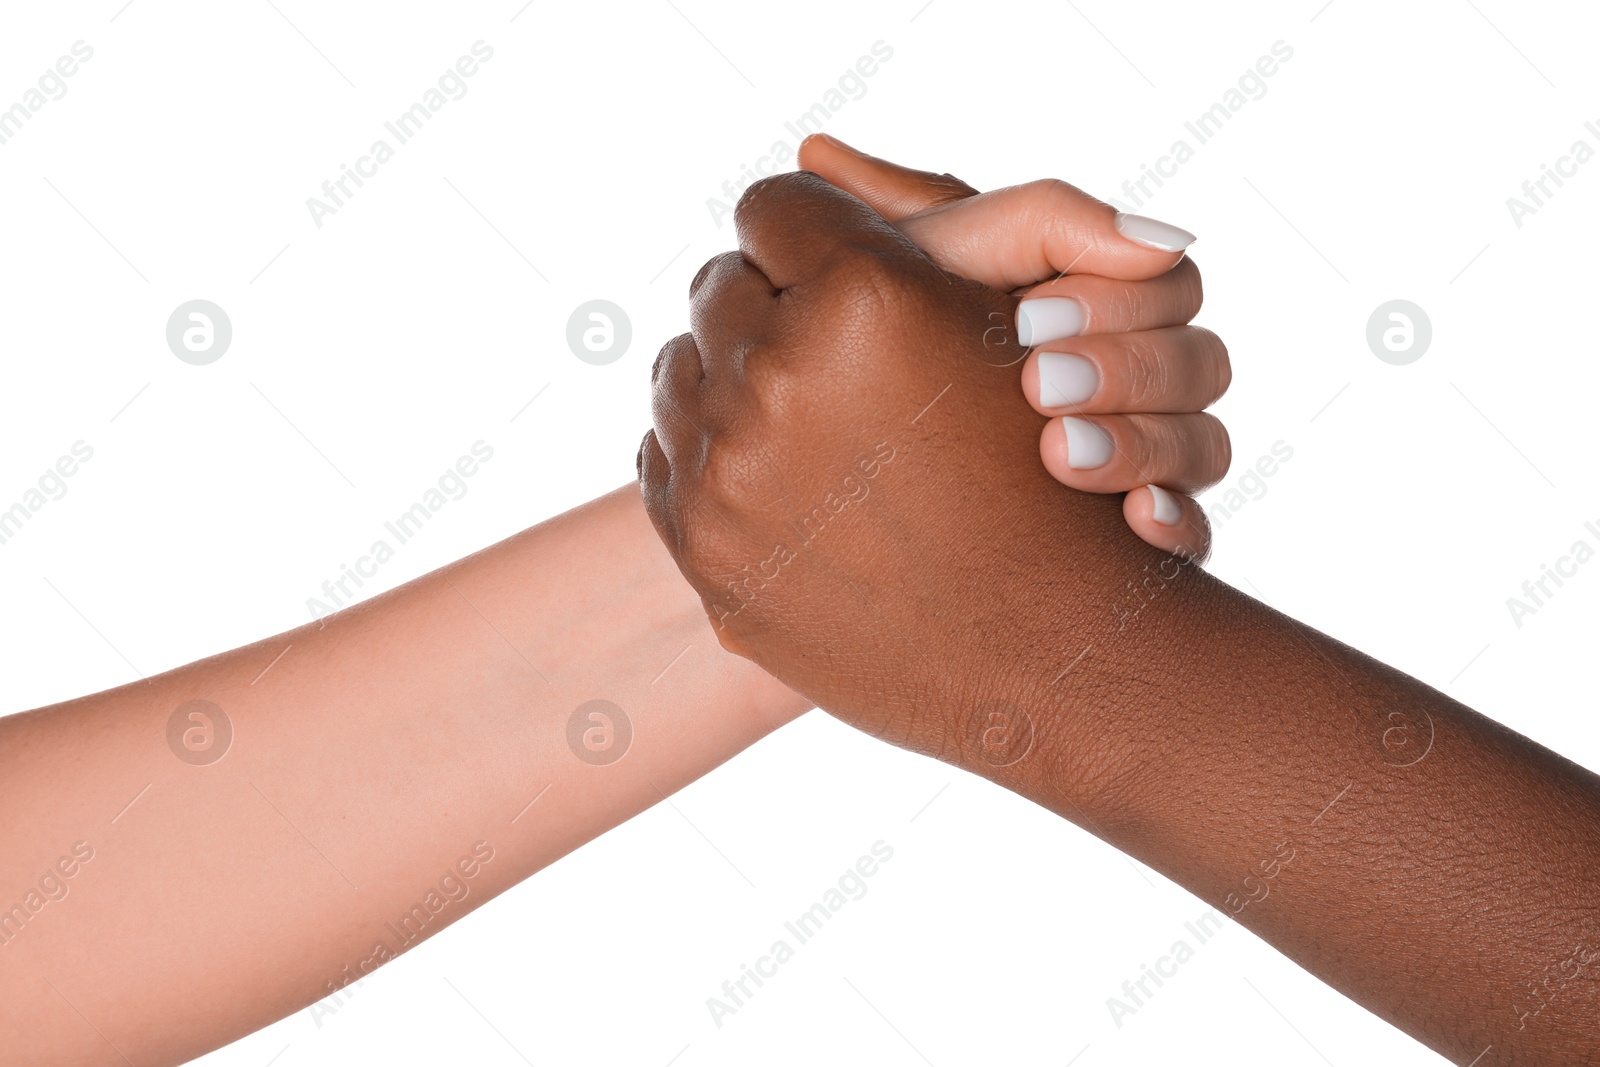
{"left": 640, "top": 172, "right": 1170, "bottom": 775}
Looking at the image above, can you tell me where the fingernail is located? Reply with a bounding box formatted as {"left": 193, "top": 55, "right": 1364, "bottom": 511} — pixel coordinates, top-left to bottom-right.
{"left": 1017, "top": 298, "right": 1086, "bottom": 347}
{"left": 1060, "top": 416, "right": 1113, "bottom": 470}
{"left": 1114, "top": 212, "right": 1196, "bottom": 253}
{"left": 1036, "top": 352, "right": 1098, "bottom": 407}
{"left": 1147, "top": 485, "right": 1182, "bottom": 525}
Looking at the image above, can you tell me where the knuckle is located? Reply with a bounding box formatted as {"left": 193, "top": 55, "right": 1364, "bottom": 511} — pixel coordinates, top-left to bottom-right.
{"left": 735, "top": 171, "right": 826, "bottom": 229}
{"left": 734, "top": 174, "right": 782, "bottom": 219}
{"left": 818, "top": 245, "right": 904, "bottom": 326}
{"left": 1183, "top": 327, "right": 1231, "bottom": 407}
{"left": 689, "top": 250, "right": 745, "bottom": 302}
{"left": 1028, "top": 177, "right": 1090, "bottom": 221}
{"left": 675, "top": 500, "right": 724, "bottom": 582}
{"left": 638, "top": 439, "right": 688, "bottom": 546}
{"left": 842, "top": 245, "right": 902, "bottom": 297}
{"left": 688, "top": 254, "right": 721, "bottom": 299}
{"left": 1120, "top": 335, "right": 1171, "bottom": 410}
{"left": 1179, "top": 413, "right": 1230, "bottom": 490}
{"left": 740, "top": 347, "right": 806, "bottom": 422}
{"left": 651, "top": 381, "right": 705, "bottom": 445}
{"left": 1204, "top": 330, "right": 1233, "bottom": 403}
{"left": 1032, "top": 177, "right": 1075, "bottom": 210}
{"left": 1103, "top": 284, "right": 1144, "bottom": 331}
{"left": 652, "top": 333, "right": 690, "bottom": 385}
{"left": 651, "top": 335, "right": 697, "bottom": 397}
{"left": 1174, "top": 259, "right": 1204, "bottom": 316}
{"left": 1139, "top": 415, "right": 1185, "bottom": 473}
{"left": 1019, "top": 178, "right": 1111, "bottom": 248}
{"left": 650, "top": 388, "right": 694, "bottom": 443}
{"left": 744, "top": 170, "right": 811, "bottom": 201}
{"left": 637, "top": 431, "right": 661, "bottom": 485}
{"left": 1205, "top": 414, "right": 1233, "bottom": 476}
{"left": 696, "top": 435, "right": 765, "bottom": 510}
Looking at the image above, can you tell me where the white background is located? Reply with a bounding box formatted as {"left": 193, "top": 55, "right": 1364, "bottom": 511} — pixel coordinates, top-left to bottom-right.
{"left": 2, "top": 1, "right": 1597, "bottom": 1064}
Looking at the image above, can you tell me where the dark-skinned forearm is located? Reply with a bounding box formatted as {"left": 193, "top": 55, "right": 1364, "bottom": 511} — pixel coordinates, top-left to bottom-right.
{"left": 974, "top": 564, "right": 1600, "bottom": 1064}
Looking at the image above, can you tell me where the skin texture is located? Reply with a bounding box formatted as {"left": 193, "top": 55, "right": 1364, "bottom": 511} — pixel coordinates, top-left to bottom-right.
{"left": 0, "top": 152, "right": 1223, "bottom": 1066}
{"left": 0, "top": 487, "right": 806, "bottom": 1066}
{"left": 802, "top": 135, "right": 1226, "bottom": 556}
{"left": 642, "top": 172, "right": 1600, "bottom": 1064}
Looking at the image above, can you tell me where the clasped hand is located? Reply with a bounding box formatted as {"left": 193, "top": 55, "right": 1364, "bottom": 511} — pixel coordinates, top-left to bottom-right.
{"left": 640, "top": 139, "right": 1228, "bottom": 764}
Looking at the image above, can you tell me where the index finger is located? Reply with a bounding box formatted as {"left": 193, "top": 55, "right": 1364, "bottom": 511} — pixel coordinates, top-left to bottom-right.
{"left": 733, "top": 170, "right": 915, "bottom": 291}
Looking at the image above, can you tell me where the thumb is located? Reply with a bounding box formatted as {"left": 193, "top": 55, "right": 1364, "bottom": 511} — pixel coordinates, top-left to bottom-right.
{"left": 799, "top": 137, "right": 1194, "bottom": 289}
{"left": 797, "top": 133, "right": 979, "bottom": 221}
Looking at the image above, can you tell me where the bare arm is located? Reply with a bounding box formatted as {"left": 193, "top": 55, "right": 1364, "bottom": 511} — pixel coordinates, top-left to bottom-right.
{"left": 0, "top": 486, "right": 806, "bottom": 1067}
{"left": 992, "top": 572, "right": 1600, "bottom": 1062}
{"left": 0, "top": 148, "right": 1224, "bottom": 1066}
{"left": 640, "top": 171, "right": 1600, "bottom": 1065}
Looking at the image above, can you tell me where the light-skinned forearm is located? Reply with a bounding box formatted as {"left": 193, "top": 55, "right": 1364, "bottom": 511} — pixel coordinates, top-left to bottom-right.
{"left": 0, "top": 485, "right": 807, "bottom": 1067}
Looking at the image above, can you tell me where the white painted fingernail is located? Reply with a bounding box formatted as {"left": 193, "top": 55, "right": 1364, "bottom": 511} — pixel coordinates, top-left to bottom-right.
{"left": 1060, "top": 416, "right": 1113, "bottom": 470}
{"left": 1036, "top": 352, "right": 1098, "bottom": 407}
{"left": 1147, "top": 485, "right": 1182, "bottom": 526}
{"left": 1017, "top": 297, "right": 1086, "bottom": 347}
{"left": 1114, "top": 212, "right": 1196, "bottom": 253}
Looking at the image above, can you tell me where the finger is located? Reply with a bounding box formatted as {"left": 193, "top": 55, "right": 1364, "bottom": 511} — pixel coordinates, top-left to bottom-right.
{"left": 800, "top": 139, "right": 1199, "bottom": 295}
{"left": 1038, "top": 411, "right": 1231, "bottom": 495}
{"left": 734, "top": 171, "right": 911, "bottom": 291}
{"left": 650, "top": 333, "right": 706, "bottom": 467}
{"left": 638, "top": 428, "right": 669, "bottom": 493}
{"left": 1016, "top": 257, "right": 1202, "bottom": 345}
{"left": 1123, "top": 485, "right": 1212, "bottom": 562}
{"left": 1022, "top": 326, "right": 1230, "bottom": 416}
{"left": 895, "top": 178, "right": 1195, "bottom": 291}
{"left": 689, "top": 250, "right": 779, "bottom": 378}
{"left": 638, "top": 428, "right": 698, "bottom": 571}
{"left": 797, "top": 133, "right": 979, "bottom": 221}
